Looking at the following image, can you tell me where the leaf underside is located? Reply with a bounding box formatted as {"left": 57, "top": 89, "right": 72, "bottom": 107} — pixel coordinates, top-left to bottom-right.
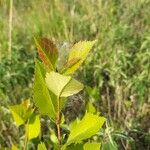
{"left": 35, "top": 37, "right": 58, "bottom": 71}
{"left": 45, "top": 71, "right": 83, "bottom": 97}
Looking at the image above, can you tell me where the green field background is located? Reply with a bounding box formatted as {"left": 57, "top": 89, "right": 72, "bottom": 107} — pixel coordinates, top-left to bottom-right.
{"left": 0, "top": 0, "right": 150, "bottom": 149}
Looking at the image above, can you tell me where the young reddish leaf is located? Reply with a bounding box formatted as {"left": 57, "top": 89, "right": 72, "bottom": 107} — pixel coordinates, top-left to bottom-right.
{"left": 35, "top": 37, "right": 58, "bottom": 71}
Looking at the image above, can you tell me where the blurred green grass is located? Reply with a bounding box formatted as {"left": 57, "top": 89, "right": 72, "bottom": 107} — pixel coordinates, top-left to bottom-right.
{"left": 0, "top": 0, "right": 150, "bottom": 149}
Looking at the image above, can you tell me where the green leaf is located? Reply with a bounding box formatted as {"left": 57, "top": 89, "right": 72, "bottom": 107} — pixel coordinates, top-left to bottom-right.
{"left": 11, "top": 144, "right": 19, "bottom": 150}
{"left": 33, "top": 61, "right": 56, "bottom": 119}
{"left": 50, "top": 130, "right": 58, "bottom": 144}
{"left": 35, "top": 37, "right": 58, "bottom": 71}
{"left": 27, "top": 114, "right": 40, "bottom": 140}
{"left": 10, "top": 101, "right": 33, "bottom": 127}
{"left": 10, "top": 105, "right": 26, "bottom": 126}
{"left": 45, "top": 71, "right": 71, "bottom": 96}
{"left": 86, "top": 86, "right": 100, "bottom": 103}
{"left": 38, "top": 142, "right": 47, "bottom": 150}
{"left": 102, "top": 141, "right": 118, "bottom": 150}
{"left": 60, "top": 97, "right": 67, "bottom": 109}
{"left": 86, "top": 102, "right": 96, "bottom": 113}
{"left": 61, "top": 78, "right": 83, "bottom": 97}
{"left": 66, "top": 113, "right": 105, "bottom": 145}
{"left": 60, "top": 114, "right": 65, "bottom": 124}
{"left": 69, "top": 119, "right": 79, "bottom": 130}
{"left": 84, "top": 142, "right": 101, "bottom": 150}
{"left": 66, "top": 143, "right": 84, "bottom": 150}
{"left": 62, "top": 40, "right": 96, "bottom": 75}
{"left": 22, "top": 99, "right": 31, "bottom": 109}
{"left": 45, "top": 71, "right": 83, "bottom": 97}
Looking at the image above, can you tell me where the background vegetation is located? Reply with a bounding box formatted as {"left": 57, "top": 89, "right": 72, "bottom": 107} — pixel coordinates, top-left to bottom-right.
{"left": 0, "top": 0, "right": 150, "bottom": 149}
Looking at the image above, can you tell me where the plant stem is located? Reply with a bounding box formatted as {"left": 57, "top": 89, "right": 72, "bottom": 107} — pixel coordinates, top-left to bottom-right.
{"left": 106, "top": 86, "right": 111, "bottom": 120}
{"left": 24, "top": 122, "right": 29, "bottom": 150}
{"left": 8, "top": 0, "right": 13, "bottom": 60}
{"left": 56, "top": 96, "right": 61, "bottom": 146}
